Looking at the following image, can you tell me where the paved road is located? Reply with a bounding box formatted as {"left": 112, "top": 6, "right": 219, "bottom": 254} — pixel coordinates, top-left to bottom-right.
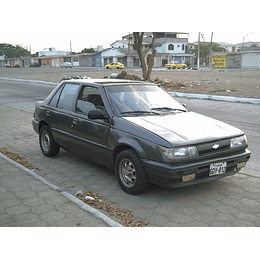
{"left": 1, "top": 79, "right": 260, "bottom": 227}
{"left": 0, "top": 78, "right": 54, "bottom": 112}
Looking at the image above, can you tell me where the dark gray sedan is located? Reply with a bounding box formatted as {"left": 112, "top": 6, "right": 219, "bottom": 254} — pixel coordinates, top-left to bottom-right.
{"left": 32, "top": 79, "right": 251, "bottom": 194}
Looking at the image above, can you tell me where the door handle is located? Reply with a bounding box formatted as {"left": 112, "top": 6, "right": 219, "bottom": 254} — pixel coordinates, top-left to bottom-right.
{"left": 46, "top": 110, "right": 51, "bottom": 116}
{"left": 72, "top": 118, "right": 79, "bottom": 125}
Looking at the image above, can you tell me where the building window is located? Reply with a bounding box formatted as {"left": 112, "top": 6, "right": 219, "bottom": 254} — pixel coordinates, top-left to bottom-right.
{"left": 168, "top": 44, "right": 174, "bottom": 50}
{"left": 182, "top": 44, "right": 185, "bottom": 51}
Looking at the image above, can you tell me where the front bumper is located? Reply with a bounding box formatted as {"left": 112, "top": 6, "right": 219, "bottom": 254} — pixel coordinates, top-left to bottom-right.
{"left": 142, "top": 149, "right": 251, "bottom": 188}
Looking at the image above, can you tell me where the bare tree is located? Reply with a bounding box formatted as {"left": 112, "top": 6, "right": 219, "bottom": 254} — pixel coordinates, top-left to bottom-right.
{"left": 133, "top": 32, "right": 157, "bottom": 81}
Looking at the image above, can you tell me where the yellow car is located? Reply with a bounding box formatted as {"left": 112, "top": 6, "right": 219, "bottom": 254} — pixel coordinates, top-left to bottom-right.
{"left": 165, "top": 61, "right": 187, "bottom": 69}
{"left": 105, "top": 62, "right": 125, "bottom": 69}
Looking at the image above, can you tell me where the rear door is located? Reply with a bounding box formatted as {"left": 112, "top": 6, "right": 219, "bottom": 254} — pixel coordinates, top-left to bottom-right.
{"left": 46, "top": 82, "right": 81, "bottom": 150}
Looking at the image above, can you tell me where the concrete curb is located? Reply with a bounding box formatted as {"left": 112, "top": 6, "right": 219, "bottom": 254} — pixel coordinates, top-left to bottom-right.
{"left": 61, "top": 192, "right": 123, "bottom": 227}
{"left": 170, "top": 91, "right": 260, "bottom": 104}
{"left": 0, "top": 152, "right": 123, "bottom": 227}
{"left": 0, "top": 77, "right": 57, "bottom": 86}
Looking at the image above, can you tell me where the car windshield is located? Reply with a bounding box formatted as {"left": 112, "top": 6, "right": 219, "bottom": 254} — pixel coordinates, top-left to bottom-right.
{"left": 106, "top": 84, "right": 186, "bottom": 116}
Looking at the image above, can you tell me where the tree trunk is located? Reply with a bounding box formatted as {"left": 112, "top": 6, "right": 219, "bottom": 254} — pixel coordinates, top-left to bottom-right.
{"left": 146, "top": 32, "right": 157, "bottom": 80}
{"left": 133, "top": 32, "right": 147, "bottom": 80}
{"left": 133, "top": 32, "right": 157, "bottom": 81}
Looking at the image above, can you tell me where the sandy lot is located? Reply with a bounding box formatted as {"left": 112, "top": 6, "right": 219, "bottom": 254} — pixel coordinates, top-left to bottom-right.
{"left": 0, "top": 67, "right": 260, "bottom": 99}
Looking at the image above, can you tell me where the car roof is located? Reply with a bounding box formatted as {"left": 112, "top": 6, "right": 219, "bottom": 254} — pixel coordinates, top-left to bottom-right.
{"left": 62, "top": 78, "right": 151, "bottom": 86}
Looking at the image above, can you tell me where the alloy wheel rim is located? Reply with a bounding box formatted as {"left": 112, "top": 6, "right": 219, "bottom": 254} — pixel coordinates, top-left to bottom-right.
{"left": 119, "top": 158, "right": 136, "bottom": 188}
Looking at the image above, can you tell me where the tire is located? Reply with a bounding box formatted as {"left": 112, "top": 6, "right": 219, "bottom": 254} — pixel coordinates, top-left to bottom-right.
{"left": 115, "top": 149, "right": 150, "bottom": 195}
{"left": 39, "top": 125, "right": 60, "bottom": 157}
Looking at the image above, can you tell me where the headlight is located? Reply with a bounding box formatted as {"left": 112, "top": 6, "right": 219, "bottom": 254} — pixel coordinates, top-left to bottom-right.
{"left": 159, "top": 146, "right": 199, "bottom": 160}
{"left": 230, "top": 135, "right": 248, "bottom": 148}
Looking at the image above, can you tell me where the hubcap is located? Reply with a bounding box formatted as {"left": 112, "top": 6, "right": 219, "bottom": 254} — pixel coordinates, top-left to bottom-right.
{"left": 41, "top": 131, "right": 50, "bottom": 152}
{"left": 119, "top": 159, "right": 136, "bottom": 188}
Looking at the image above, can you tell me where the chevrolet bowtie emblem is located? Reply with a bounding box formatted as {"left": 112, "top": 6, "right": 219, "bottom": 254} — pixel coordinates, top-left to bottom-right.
{"left": 212, "top": 144, "right": 220, "bottom": 149}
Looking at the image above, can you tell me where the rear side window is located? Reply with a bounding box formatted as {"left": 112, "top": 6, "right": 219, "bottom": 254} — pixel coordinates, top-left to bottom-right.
{"left": 49, "top": 87, "right": 63, "bottom": 107}
{"left": 57, "top": 83, "right": 80, "bottom": 111}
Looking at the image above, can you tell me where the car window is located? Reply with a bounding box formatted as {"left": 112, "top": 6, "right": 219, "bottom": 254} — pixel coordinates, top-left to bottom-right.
{"left": 76, "top": 86, "right": 105, "bottom": 114}
{"left": 57, "top": 83, "right": 80, "bottom": 111}
{"left": 49, "top": 86, "right": 63, "bottom": 107}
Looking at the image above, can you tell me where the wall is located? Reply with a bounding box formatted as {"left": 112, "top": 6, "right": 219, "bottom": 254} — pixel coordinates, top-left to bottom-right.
{"left": 156, "top": 43, "right": 186, "bottom": 54}
{"left": 227, "top": 53, "right": 241, "bottom": 68}
{"left": 79, "top": 55, "right": 93, "bottom": 67}
{"left": 111, "top": 41, "right": 128, "bottom": 49}
{"left": 94, "top": 53, "right": 102, "bottom": 67}
{"left": 242, "top": 53, "right": 260, "bottom": 69}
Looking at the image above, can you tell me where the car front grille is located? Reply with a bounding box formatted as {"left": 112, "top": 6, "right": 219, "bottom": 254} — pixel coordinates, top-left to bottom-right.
{"left": 197, "top": 139, "right": 230, "bottom": 156}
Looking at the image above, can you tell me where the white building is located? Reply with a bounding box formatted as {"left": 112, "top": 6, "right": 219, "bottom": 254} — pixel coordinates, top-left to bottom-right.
{"left": 122, "top": 32, "right": 194, "bottom": 66}
{"left": 101, "top": 45, "right": 129, "bottom": 67}
{"left": 38, "top": 47, "right": 69, "bottom": 57}
{"left": 146, "top": 32, "right": 193, "bottom": 65}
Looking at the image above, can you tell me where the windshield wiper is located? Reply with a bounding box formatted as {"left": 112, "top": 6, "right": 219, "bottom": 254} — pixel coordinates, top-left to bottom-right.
{"left": 151, "top": 107, "right": 186, "bottom": 112}
{"left": 120, "top": 110, "right": 159, "bottom": 115}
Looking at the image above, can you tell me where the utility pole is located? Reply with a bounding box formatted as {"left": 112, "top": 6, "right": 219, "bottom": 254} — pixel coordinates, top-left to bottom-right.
{"left": 209, "top": 32, "right": 213, "bottom": 68}
{"left": 197, "top": 32, "right": 200, "bottom": 68}
{"left": 70, "top": 41, "right": 72, "bottom": 54}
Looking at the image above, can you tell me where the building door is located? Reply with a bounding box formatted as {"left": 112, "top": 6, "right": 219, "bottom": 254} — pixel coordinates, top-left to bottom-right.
{"left": 133, "top": 57, "right": 139, "bottom": 66}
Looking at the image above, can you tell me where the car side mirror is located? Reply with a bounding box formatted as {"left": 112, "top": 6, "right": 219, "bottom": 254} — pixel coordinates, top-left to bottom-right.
{"left": 88, "top": 109, "right": 105, "bottom": 119}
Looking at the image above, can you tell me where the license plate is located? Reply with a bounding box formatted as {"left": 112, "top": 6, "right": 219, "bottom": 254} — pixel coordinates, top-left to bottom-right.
{"left": 209, "top": 162, "right": 227, "bottom": 176}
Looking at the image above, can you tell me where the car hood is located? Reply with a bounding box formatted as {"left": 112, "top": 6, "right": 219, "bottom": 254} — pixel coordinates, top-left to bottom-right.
{"left": 124, "top": 112, "right": 243, "bottom": 145}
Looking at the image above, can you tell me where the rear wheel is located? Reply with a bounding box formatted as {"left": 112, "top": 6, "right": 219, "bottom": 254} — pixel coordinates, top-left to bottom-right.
{"left": 39, "top": 125, "right": 60, "bottom": 157}
{"left": 115, "top": 149, "right": 150, "bottom": 195}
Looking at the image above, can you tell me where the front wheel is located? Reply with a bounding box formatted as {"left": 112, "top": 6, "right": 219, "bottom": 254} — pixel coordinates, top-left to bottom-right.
{"left": 39, "top": 125, "right": 60, "bottom": 157}
{"left": 115, "top": 149, "right": 150, "bottom": 195}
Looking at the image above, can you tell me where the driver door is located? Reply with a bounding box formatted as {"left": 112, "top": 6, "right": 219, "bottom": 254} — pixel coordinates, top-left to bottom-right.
{"left": 68, "top": 85, "right": 110, "bottom": 167}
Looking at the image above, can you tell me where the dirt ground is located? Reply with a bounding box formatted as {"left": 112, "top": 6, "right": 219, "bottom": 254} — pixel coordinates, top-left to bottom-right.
{"left": 0, "top": 67, "right": 260, "bottom": 99}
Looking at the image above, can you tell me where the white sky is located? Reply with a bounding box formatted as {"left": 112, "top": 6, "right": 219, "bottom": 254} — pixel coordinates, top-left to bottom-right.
{"left": 2, "top": 31, "right": 260, "bottom": 54}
